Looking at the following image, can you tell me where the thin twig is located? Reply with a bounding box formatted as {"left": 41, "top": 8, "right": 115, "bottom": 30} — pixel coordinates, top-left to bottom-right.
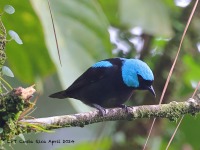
{"left": 142, "top": 118, "right": 156, "bottom": 150}
{"left": 47, "top": 0, "right": 62, "bottom": 66}
{"left": 143, "top": 1, "right": 199, "bottom": 149}
{"left": 166, "top": 115, "right": 184, "bottom": 150}
{"left": 166, "top": 81, "right": 200, "bottom": 150}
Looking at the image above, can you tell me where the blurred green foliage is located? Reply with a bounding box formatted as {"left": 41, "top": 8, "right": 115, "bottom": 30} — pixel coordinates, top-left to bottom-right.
{"left": 0, "top": 0, "right": 55, "bottom": 84}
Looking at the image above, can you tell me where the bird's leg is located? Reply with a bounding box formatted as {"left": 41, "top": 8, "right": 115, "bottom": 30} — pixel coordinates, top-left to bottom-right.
{"left": 119, "top": 104, "right": 130, "bottom": 113}
{"left": 92, "top": 103, "right": 106, "bottom": 116}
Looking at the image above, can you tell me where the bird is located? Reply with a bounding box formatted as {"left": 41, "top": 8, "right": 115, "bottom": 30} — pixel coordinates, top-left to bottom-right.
{"left": 49, "top": 57, "right": 155, "bottom": 116}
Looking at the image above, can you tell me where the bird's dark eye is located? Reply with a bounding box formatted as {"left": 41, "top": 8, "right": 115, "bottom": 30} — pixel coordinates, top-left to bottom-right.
{"left": 137, "top": 75, "right": 153, "bottom": 88}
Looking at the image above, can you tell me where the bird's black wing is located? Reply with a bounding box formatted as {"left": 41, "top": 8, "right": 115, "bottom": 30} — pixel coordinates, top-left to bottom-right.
{"left": 66, "top": 65, "right": 118, "bottom": 93}
{"left": 49, "top": 58, "right": 123, "bottom": 99}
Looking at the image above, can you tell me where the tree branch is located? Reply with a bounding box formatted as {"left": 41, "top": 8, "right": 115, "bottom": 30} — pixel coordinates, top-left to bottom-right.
{"left": 20, "top": 98, "right": 200, "bottom": 131}
{"left": 0, "top": 86, "right": 36, "bottom": 141}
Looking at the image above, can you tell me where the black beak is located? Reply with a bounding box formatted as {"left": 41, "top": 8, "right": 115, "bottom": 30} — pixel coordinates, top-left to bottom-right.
{"left": 147, "top": 85, "right": 156, "bottom": 97}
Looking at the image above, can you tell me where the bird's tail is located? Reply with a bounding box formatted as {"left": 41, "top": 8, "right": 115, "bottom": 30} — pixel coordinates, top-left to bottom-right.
{"left": 49, "top": 91, "right": 68, "bottom": 99}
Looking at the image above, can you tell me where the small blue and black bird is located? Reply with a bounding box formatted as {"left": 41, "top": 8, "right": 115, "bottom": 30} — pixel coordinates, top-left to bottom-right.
{"left": 49, "top": 58, "right": 155, "bottom": 116}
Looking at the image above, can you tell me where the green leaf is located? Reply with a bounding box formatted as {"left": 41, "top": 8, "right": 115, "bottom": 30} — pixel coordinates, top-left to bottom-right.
{"left": 183, "top": 55, "right": 200, "bottom": 84}
{"left": 18, "top": 134, "right": 26, "bottom": 145}
{"left": 4, "top": 5, "right": 15, "bottom": 14}
{"left": 180, "top": 115, "right": 200, "bottom": 150}
{"left": 98, "top": 0, "right": 120, "bottom": 26}
{"left": 1, "top": 0, "right": 55, "bottom": 83}
{"left": 2, "top": 66, "right": 14, "bottom": 77}
{"left": 99, "top": 0, "right": 173, "bottom": 37}
{"left": 31, "top": 0, "right": 112, "bottom": 111}
{"left": 119, "top": 0, "right": 173, "bottom": 37}
{"left": 8, "top": 30, "right": 23, "bottom": 45}
{"left": 0, "top": 128, "right": 3, "bottom": 133}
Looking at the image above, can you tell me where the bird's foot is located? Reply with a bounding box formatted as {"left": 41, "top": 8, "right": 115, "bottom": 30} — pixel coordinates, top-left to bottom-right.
{"left": 92, "top": 104, "right": 106, "bottom": 116}
{"left": 119, "top": 104, "right": 133, "bottom": 121}
{"left": 119, "top": 104, "right": 130, "bottom": 113}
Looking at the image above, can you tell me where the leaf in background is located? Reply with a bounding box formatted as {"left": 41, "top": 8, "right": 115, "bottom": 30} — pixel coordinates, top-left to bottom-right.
{"left": 98, "top": 0, "right": 173, "bottom": 37}
{"left": 0, "top": 128, "right": 3, "bottom": 134}
{"left": 183, "top": 55, "right": 200, "bottom": 84}
{"left": 4, "top": 5, "right": 15, "bottom": 15}
{"left": 98, "top": 0, "right": 120, "bottom": 26}
{"left": 180, "top": 115, "right": 200, "bottom": 150}
{"left": 31, "top": 0, "right": 112, "bottom": 111}
{"left": 119, "top": 0, "right": 173, "bottom": 37}
{"left": 2, "top": 66, "right": 14, "bottom": 77}
{"left": 8, "top": 30, "right": 23, "bottom": 45}
{"left": 18, "top": 134, "right": 26, "bottom": 145}
{"left": 1, "top": 0, "right": 55, "bottom": 83}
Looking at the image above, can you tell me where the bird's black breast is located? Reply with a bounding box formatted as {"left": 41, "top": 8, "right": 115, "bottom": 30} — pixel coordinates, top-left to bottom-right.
{"left": 65, "top": 58, "right": 134, "bottom": 108}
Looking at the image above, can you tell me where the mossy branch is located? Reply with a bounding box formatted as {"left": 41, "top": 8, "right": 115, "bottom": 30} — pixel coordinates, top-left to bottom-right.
{"left": 0, "top": 86, "right": 35, "bottom": 143}
{"left": 20, "top": 98, "right": 200, "bottom": 131}
{"left": 0, "top": 85, "right": 200, "bottom": 145}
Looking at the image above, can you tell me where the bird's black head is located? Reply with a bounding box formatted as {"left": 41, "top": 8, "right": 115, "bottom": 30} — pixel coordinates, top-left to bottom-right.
{"left": 121, "top": 59, "right": 155, "bottom": 97}
{"left": 137, "top": 75, "right": 156, "bottom": 97}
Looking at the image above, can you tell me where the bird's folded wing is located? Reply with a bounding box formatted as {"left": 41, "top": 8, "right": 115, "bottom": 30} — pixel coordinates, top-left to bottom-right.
{"left": 66, "top": 65, "right": 118, "bottom": 92}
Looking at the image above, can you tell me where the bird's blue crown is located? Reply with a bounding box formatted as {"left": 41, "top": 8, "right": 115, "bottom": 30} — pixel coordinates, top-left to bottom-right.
{"left": 91, "top": 58, "right": 154, "bottom": 88}
{"left": 92, "top": 61, "right": 113, "bottom": 68}
{"left": 121, "top": 58, "right": 154, "bottom": 88}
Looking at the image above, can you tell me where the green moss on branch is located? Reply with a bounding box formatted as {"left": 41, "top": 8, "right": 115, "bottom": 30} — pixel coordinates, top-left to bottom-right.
{"left": 20, "top": 98, "right": 200, "bottom": 131}
{"left": 0, "top": 86, "right": 36, "bottom": 143}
